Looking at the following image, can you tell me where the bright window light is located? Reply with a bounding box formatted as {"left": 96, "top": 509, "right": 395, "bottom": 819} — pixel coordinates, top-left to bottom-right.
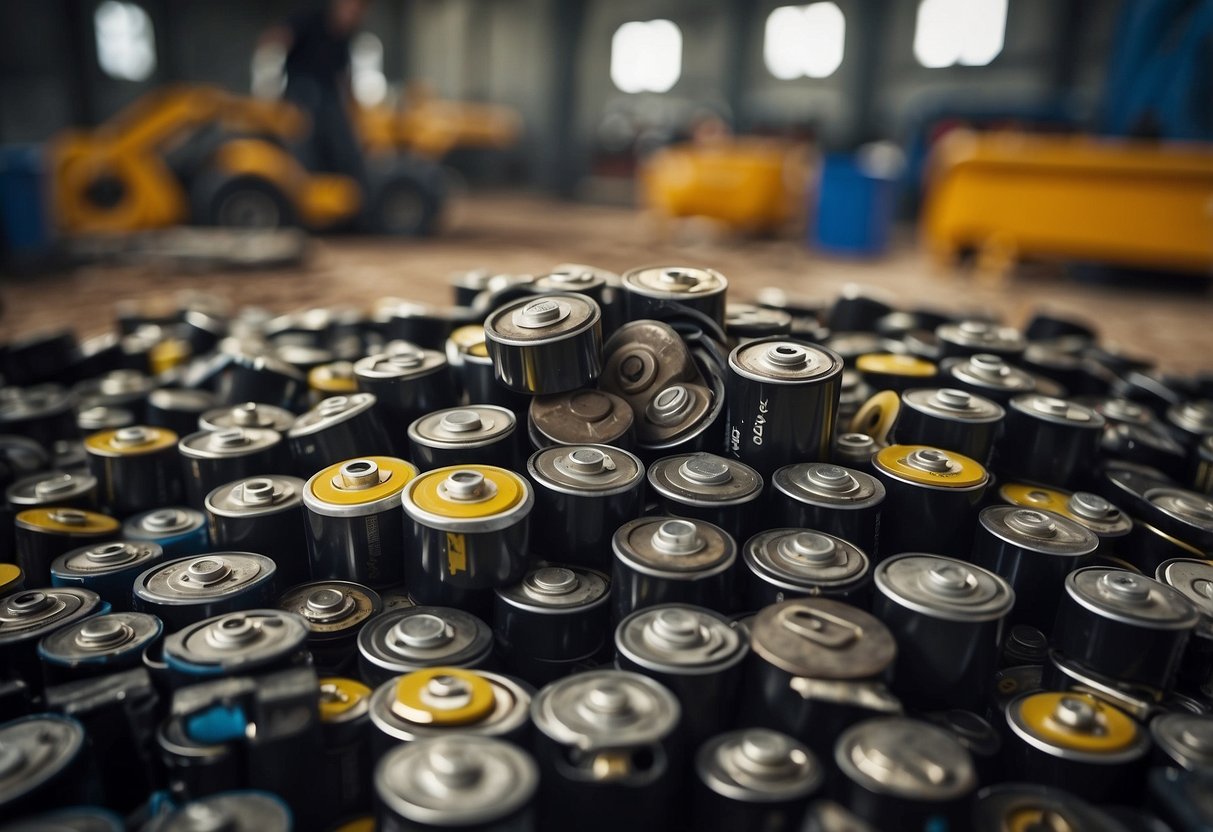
{"left": 913, "top": 0, "right": 1007, "bottom": 68}
{"left": 610, "top": 19, "right": 682, "bottom": 94}
{"left": 351, "top": 32, "right": 387, "bottom": 106}
{"left": 764, "top": 3, "right": 846, "bottom": 80}
{"left": 94, "top": 1, "right": 156, "bottom": 82}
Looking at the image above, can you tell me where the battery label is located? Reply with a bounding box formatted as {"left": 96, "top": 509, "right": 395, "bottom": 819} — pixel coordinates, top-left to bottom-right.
{"left": 447, "top": 533, "right": 467, "bottom": 575}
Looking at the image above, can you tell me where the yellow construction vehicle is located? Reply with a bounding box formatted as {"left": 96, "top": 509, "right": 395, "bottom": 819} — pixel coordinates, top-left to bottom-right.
{"left": 358, "top": 84, "right": 521, "bottom": 160}
{"left": 51, "top": 84, "right": 450, "bottom": 236}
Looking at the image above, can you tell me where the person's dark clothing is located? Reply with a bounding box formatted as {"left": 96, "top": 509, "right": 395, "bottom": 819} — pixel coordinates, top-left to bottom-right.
{"left": 284, "top": 8, "right": 350, "bottom": 89}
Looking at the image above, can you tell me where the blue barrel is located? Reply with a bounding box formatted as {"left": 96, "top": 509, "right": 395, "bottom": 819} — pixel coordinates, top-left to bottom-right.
{"left": 811, "top": 151, "right": 899, "bottom": 256}
{"left": 0, "top": 145, "right": 51, "bottom": 257}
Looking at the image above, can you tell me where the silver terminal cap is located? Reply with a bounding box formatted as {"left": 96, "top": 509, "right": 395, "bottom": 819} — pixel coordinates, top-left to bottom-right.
{"left": 158, "top": 792, "right": 291, "bottom": 832}
{"left": 5, "top": 470, "right": 98, "bottom": 507}
{"left": 288, "top": 393, "right": 377, "bottom": 438}
{"left": 39, "top": 611, "right": 162, "bottom": 662}
{"left": 901, "top": 388, "right": 1005, "bottom": 424}
{"left": 1010, "top": 394, "right": 1104, "bottom": 428}
{"left": 484, "top": 293, "right": 600, "bottom": 344}
{"left": 772, "top": 463, "right": 885, "bottom": 508}
{"left": 136, "top": 553, "right": 273, "bottom": 603}
{"left": 1064, "top": 567, "right": 1200, "bottom": 630}
{"left": 178, "top": 427, "right": 281, "bottom": 459}
{"left": 1145, "top": 487, "right": 1213, "bottom": 535}
{"left": 730, "top": 339, "right": 843, "bottom": 384}
{"left": 375, "top": 736, "right": 538, "bottom": 827}
{"left": 612, "top": 517, "right": 736, "bottom": 578}
{"left": 200, "top": 402, "right": 295, "bottom": 433}
{"left": 0, "top": 588, "right": 100, "bottom": 645}
{"left": 1155, "top": 559, "right": 1213, "bottom": 629}
{"left": 205, "top": 476, "right": 304, "bottom": 518}
{"left": 166, "top": 609, "right": 308, "bottom": 669}
{"left": 875, "top": 554, "right": 1015, "bottom": 623}
{"left": 745, "top": 529, "right": 870, "bottom": 589}
{"left": 621, "top": 265, "right": 727, "bottom": 299}
{"left": 530, "top": 669, "right": 680, "bottom": 749}
{"left": 1149, "top": 713, "right": 1213, "bottom": 771}
{"left": 0, "top": 715, "right": 86, "bottom": 808}
{"left": 409, "top": 405, "right": 516, "bottom": 448}
{"left": 749, "top": 598, "right": 897, "bottom": 680}
{"left": 495, "top": 565, "right": 610, "bottom": 612}
{"left": 354, "top": 348, "right": 447, "bottom": 380}
{"left": 527, "top": 445, "right": 644, "bottom": 495}
{"left": 615, "top": 604, "right": 748, "bottom": 673}
{"left": 834, "top": 717, "right": 976, "bottom": 801}
{"left": 697, "top": 729, "right": 823, "bottom": 803}
{"left": 948, "top": 354, "right": 1036, "bottom": 392}
{"left": 647, "top": 452, "right": 763, "bottom": 506}
{"left": 978, "top": 506, "right": 1099, "bottom": 557}
{"left": 55, "top": 540, "right": 162, "bottom": 576}
{"left": 358, "top": 607, "right": 493, "bottom": 674}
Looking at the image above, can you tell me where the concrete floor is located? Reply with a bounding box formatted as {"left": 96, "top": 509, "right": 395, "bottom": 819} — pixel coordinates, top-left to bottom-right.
{"left": 3, "top": 192, "right": 1212, "bottom": 374}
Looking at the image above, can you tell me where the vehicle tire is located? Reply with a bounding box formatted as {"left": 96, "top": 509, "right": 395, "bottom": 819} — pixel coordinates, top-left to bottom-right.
{"left": 365, "top": 164, "right": 445, "bottom": 236}
{"left": 191, "top": 173, "right": 295, "bottom": 230}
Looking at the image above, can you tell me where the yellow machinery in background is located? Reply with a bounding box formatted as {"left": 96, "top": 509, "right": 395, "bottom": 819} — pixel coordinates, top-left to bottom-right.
{"left": 358, "top": 84, "right": 521, "bottom": 161}
{"left": 51, "top": 83, "right": 520, "bottom": 237}
{"left": 640, "top": 138, "right": 811, "bottom": 235}
{"left": 922, "top": 131, "right": 1213, "bottom": 275}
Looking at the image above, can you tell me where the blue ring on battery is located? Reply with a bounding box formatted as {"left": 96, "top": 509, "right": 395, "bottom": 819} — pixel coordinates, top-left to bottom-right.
{"left": 185, "top": 704, "right": 250, "bottom": 745}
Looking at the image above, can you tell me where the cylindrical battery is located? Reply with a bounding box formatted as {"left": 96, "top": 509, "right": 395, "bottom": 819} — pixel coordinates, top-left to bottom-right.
{"left": 288, "top": 394, "right": 391, "bottom": 477}
{"left": 36, "top": 611, "right": 162, "bottom": 685}
{"left": 742, "top": 529, "right": 871, "bottom": 609}
{"left": 6, "top": 469, "right": 98, "bottom": 514}
{"left": 528, "top": 389, "right": 636, "bottom": 451}
{"left": 122, "top": 506, "right": 209, "bottom": 557}
{"left": 74, "top": 369, "right": 155, "bottom": 418}
{"left": 458, "top": 341, "right": 535, "bottom": 414}
{"left": 407, "top": 405, "right": 520, "bottom": 472}
{"left": 611, "top": 516, "right": 737, "bottom": 621}
{"left": 494, "top": 564, "right": 611, "bottom": 686}
{"left": 1102, "top": 419, "right": 1189, "bottom": 481}
{"left": 0, "top": 714, "right": 88, "bottom": 817}
{"left": 50, "top": 540, "right": 165, "bottom": 610}
{"left": 740, "top": 599, "right": 899, "bottom": 757}
{"left": 0, "top": 587, "right": 104, "bottom": 696}
{"left": 620, "top": 264, "right": 728, "bottom": 327}
{"left": 206, "top": 475, "right": 309, "bottom": 588}
{"left": 725, "top": 338, "right": 844, "bottom": 477}
{"left": 0, "top": 384, "right": 78, "bottom": 451}
{"left": 1140, "top": 486, "right": 1213, "bottom": 553}
{"left": 725, "top": 303, "right": 793, "bottom": 344}
{"left": 303, "top": 457, "right": 417, "bottom": 589}
{"left": 995, "top": 395, "right": 1105, "bottom": 489}
{"left": 162, "top": 608, "right": 310, "bottom": 683}
{"left": 84, "top": 425, "right": 183, "bottom": 516}
{"left": 854, "top": 353, "right": 938, "bottom": 394}
{"left": 937, "top": 320, "right": 1026, "bottom": 361}
{"left": 832, "top": 431, "right": 884, "bottom": 472}
{"left": 402, "top": 466, "right": 533, "bottom": 613}
{"left": 872, "top": 554, "right": 1014, "bottom": 712}
{"left": 1003, "top": 691, "right": 1149, "bottom": 803}
{"left": 306, "top": 360, "right": 358, "bottom": 405}
{"left": 997, "top": 483, "right": 1134, "bottom": 560}
{"left": 692, "top": 729, "right": 822, "bottom": 832}
{"left": 368, "top": 666, "right": 531, "bottom": 752}
{"left": 647, "top": 452, "right": 763, "bottom": 546}
{"left": 1150, "top": 713, "right": 1213, "bottom": 772}
{"left": 615, "top": 603, "right": 748, "bottom": 746}
{"left": 1052, "top": 567, "right": 1199, "bottom": 691}
{"left": 146, "top": 388, "right": 218, "bottom": 438}
{"left": 484, "top": 293, "right": 603, "bottom": 395}
{"left": 200, "top": 401, "right": 296, "bottom": 434}
{"left": 893, "top": 388, "right": 1004, "bottom": 465}
{"left": 375, "top": 735, "right": 538, "bottom": 832}
{"left": 1166, "top": 399, "right": 1213, "bottom": 448}
{"left": 157, "top": 792, "right": 293, "bottom": 832}
{"left": 319, "top": 677, "right": 374, "bottom": 826}
{"left": 972, "top": 506, "right": 1099, "bottom": 630}
{"left": 833, "top": 717, "right": 977, "bottom": 832}
{"left": 529, "top": 669, "right": 682, "bottom": 832}
{"left": 1155, "top": 558, "right": 1213, "bottom": 690}
{"left": 354, "top": 349, "right": 457, "bottom": 456}
{"left": 526, "top": 444, "right": 645, "bottom": 570}
{"left": 923, "top": 709, "right": 1003, "bottom": 787}
{"left": 871, "top": 444, "right": 988, "bottom": 559}
{"left": 943, "top": 353, "right": 1037, "bottom": 405}
{"left": 357, "top": 606, "right": 495, "bottom": 686}
{"left": 14, "top": 507, "right": 120, "bottom": 587}
{"left": 132, "top": 552, "right": 278, "bottom": 631}
{"left": 178, "top": 426, "right": 287, "bottom": 509}
{"left": 972, "top": 783, "right": 1118, "bottom": 832}
{"left": 768, "top": 462, "right": 885, "bottom": 555}
{"left": 278, "top": 580, "right": 382, "bottom": 677}
{"left": 213, "top": 352, "right": 305, "bottom": 411}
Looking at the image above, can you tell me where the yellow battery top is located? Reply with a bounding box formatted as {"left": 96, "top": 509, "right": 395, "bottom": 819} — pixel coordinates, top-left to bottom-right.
{"left": 83, "top": 425, "right": 178, "bottom": 457}
{"left": 318, "top": 677, "right": 372, "bottom": 722}
{"left": 331, "top": 819, "right": 373, "bottom": 832}
{"left": 874, "top": 444, "right": 988, "bottom": 488}
{"left": 15, "top": 507, "right": 121, "bottom": 535}
{"left": 0, "top": 564, "right": 23, "bottom": 595}
{"left": 467, "top": 341, "right": 490, "bottom": 358}
{"left": 1000, "top": 483, "right": 1071, "bottom": 515}
{"left": 308, "top": 363, "right": 359, "bottom": 395}
{"left": 393, "top": 667, "right": 496, "bottom": 726}
{"left": 1012, "top": 691, "right": 1140, "bottom": 753}
{"left": 850, "top": 390, "right": 901, "bottom": 443}
{"left": 855, "top": 353, "right": 937, "bottom": 377}
{"left": 450, "top": 324, "right": 487, "bottom": 352}
{"left": 150, "top": 338, "right": 192, "bottom": 375}
{"left": 307, "top": 456, "right": 419, "bottom": 507}
{"left": 406, "top": 465, "right": 529, "bottom": 520}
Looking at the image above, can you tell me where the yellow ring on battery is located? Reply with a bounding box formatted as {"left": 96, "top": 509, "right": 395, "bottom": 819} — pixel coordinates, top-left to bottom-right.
{"left": 308, "top": 366, "right": 359, "bottom": 394}
{"left": 318, "top": 677, "right": 371, "bottom": 722}
{"left": 15, "top": 508, "right": 121, "bottom": 535}
{"left": 999, "top": 483, "right": 1072, "bottom": 515}
{"left": 394, "top": 667, "right": 496, "bottom": 725}
{"left": 1006, "top": 809, "right": 1058, "bottom": 832}
{"left": 0, "top": 563, "right": 22, "bottom": 593}
{"left": 332, "top": 820, "right": 373, "bottom": 832}
{"left": 874, "top": 444, "right": 988, "bottom": 487}
{"left": 1139, "top": 520, "right": 1206, "bottom": 558}
{"left": 83, "top": 426, "right": 178, "bottom": 456}
{"left": 408, "top": 465, "right": 526, "bottom": 519}
{"left": 1015, "top": 691, "right": 1139, "bottom": 752}
{"left": 308, "top": 456, "right": 419, "bottom": 506}
{"left": 855, "top": 353, "right": 937, "bottom": 378}
{"left": 467, "top": 341, "right": 490, "bottom": 358}
{"left": 849, "top": 390, "right": 900, "bottom": 443}
{"left": 450, "top": 325, "right": 487, "bottom": 352}
{"left": 150, "top": 338, "right": 191, "bottom": 375}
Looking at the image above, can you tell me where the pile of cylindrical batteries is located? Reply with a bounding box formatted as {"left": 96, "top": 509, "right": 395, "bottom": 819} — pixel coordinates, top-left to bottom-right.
{"left": 0, "top": 264, "right": 1211, "bottom": 832}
